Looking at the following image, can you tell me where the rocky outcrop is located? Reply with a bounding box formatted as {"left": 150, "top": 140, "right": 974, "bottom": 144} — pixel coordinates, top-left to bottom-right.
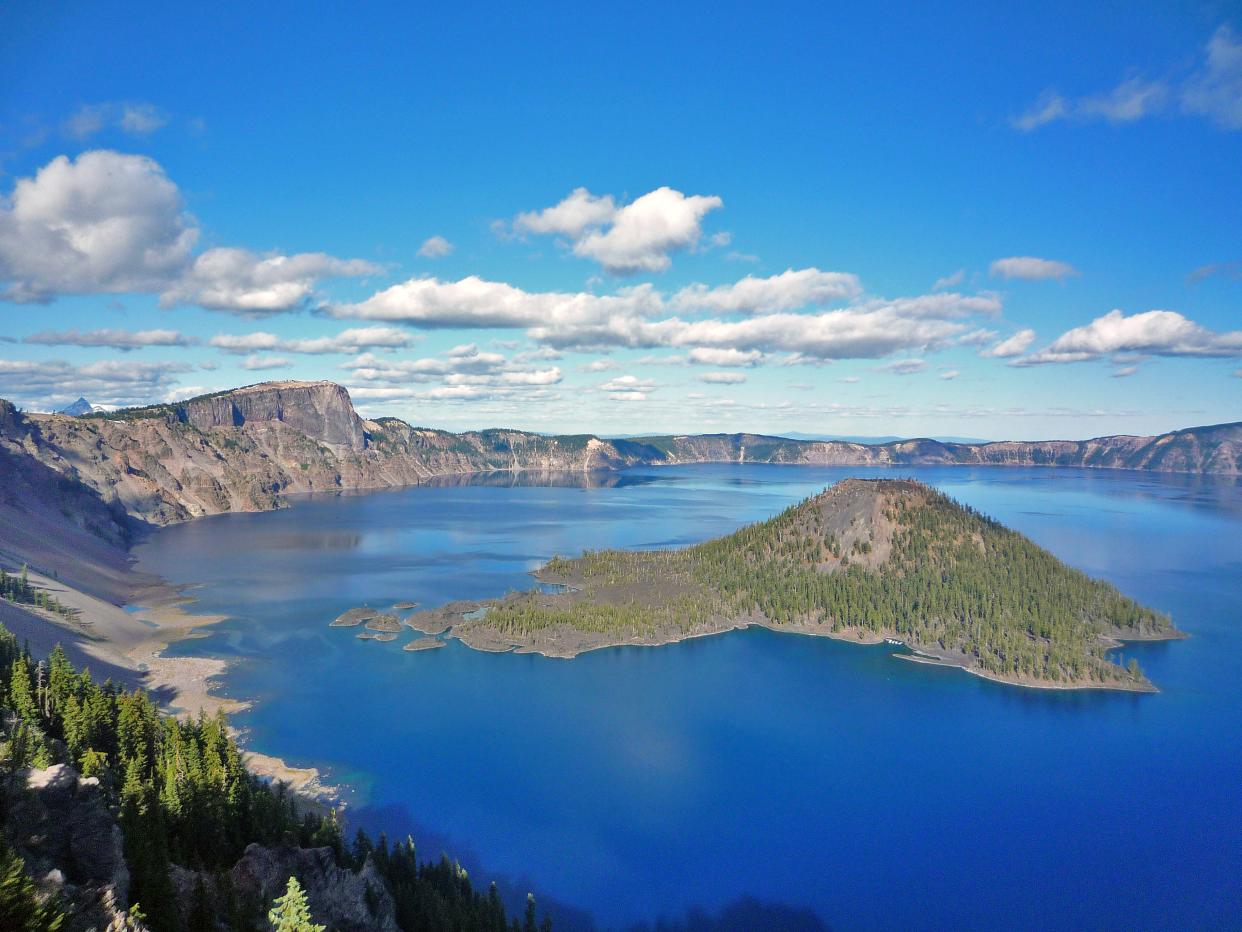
{"left": 0, "top": 382, "right": 1237, "bottom": 535}
{"left": 180, "top": 381, "right": 367, "bottom": 452}
{"left": 5, "top": 764, "right": 142, "bottom": 932}
{"left": 227, "top": 843, "right": 399, "bottom": 932}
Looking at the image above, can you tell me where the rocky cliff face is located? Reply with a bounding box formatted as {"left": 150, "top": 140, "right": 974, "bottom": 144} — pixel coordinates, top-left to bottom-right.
{"left": 180, "top": 381, "right": 367, "bottom": 452}
{"left": 5, "top": 764, "right": 142, "bottom": 932}
{"left": 0, "top": 383, "right": 1237, "bottom": 535}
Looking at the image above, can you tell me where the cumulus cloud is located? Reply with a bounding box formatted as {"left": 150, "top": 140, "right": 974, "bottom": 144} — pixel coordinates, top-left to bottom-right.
{"left": 417, "top": 235, "right": 454, "bottom": 259}
{"left": 0, "top": 357, "right": 190, "bottom": 408}
{"left": 980, "top": 328, "right": 1036, "bottom": 358}
{"left": 672, "top": 268, "right": 861, "bottom": 314}
{"left": 0, "top": 151, "right": 197, "bottom": 302}
{"left": 510, "top": 186, "right": 723, "bottom": 274}
{"left": 989, "top": 257, "right": 1078, "bottom": 281}
{"left": 939, "top": 369, "right": 960, "bottom": 380}
{"left": 333, "top": 272, "right": 1000, "bottom": 361}
{"left": 24, "top": 328, "right": 195, "bottom": 351}
{"left": 687, "top": 347, "right": 764, "bottom": 367}
{"left": 240, "top": 354, "right": 291, "bottom": 371}
{"left": 209, "top": 326, "right": 413, "bottom": 355}
{"left": 513, "top": 187, "right": 617, "bottom": 239}
{"left": 598, "top": 374, "right": 656, "bottom": 400}
{"left": 162, "top": 247, "right": 379, "bottom": 315}
{"left": 0, "top": 151, "right": 376, "bottom": 311}
{"left": 1014, "top": 309, "right": 1242, "bottom": 365}
{"left": 698, "top": 371, "right": 747, "bottom": 384}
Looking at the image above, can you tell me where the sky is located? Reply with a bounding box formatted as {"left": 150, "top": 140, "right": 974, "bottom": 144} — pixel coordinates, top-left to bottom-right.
{"left": 0, "top": 2, "right": 1239, "bottom": 441}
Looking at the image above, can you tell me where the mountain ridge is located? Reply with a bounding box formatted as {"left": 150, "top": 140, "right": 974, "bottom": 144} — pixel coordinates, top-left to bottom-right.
{"left": 0, "top": 380, "right": 1237, "bottom": 537}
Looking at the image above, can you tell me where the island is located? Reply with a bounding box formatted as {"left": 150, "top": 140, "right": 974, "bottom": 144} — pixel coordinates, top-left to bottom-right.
{"left": 369, "top": 479, "right": 1181, "bottom": 691}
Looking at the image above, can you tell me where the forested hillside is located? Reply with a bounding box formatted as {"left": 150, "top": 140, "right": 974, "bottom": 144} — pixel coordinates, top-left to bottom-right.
{"left": 0, "top": 623, "right": 549, "bottom": 931}
{"left": 465, "top": 479, "right": 1178, "bottom": 687}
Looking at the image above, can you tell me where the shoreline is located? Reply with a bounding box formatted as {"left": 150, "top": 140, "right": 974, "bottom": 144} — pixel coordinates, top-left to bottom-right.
{"left": 6, "top": 563, "right": 338, "bottom": 805}
{"left": 123, "top": 594, "right": 341, "bottom": 803}
{"left": 433, "top": 599, "right": 1168, "bottom": 693}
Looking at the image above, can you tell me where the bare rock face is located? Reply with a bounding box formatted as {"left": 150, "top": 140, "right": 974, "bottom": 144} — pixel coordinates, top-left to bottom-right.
{"left": 228, "top": 843, "right": 400, "bottom": 932}
{"left": 7, "top": 764, "right": 141, "bottom": 932}
{"left": 181, "top": 381, "right": 367, "bottom": 452}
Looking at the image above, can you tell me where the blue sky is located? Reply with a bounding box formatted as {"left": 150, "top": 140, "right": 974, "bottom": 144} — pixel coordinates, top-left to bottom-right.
{"left": 0, "top": 2, "right": 1239, "bottom": 439}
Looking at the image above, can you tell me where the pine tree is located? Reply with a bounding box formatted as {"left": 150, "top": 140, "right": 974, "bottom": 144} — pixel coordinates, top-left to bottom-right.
{"left": 267, "top": 876, "right": 324, "bottom": 932}
{"left": 0, "top": 840, "right": 65, "bottom": 930}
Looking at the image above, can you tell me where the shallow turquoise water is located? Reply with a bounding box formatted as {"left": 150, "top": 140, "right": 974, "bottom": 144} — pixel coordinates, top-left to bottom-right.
{"left": 135, "top": 465, "right": 1242, "bottom": 930}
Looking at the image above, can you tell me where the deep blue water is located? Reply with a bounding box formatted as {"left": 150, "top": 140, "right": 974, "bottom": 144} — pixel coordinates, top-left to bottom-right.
{"left": 133, "top": 465, "right": 1242, "bottom": 930}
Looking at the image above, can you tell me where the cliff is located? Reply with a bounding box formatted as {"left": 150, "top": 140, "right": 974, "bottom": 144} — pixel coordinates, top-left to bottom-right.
{"left": 0, "top": 382, "right": 1237, "bottom": 534}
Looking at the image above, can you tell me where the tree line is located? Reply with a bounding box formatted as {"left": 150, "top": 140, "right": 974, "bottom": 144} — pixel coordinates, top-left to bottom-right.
{"left": 0, "top": 623, "right": 550, "bottom": 931}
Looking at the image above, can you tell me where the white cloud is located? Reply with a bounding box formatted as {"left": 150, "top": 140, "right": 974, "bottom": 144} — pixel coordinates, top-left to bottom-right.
{"left": 578, "top": 359, "right": 619, "bottom": 372}
{"left": 599, "top": 374, "right": 656, "bottom": 393}
{"left": 240, "top": 354, "right": 292, "bottom": 371}
{"left": 513, "top": 187, "right": 617, "bottom": 239}
{"left": 1013, "top": 26, "right": 1242, "bottom": 132}
{"left": 958, "top": 328, "right": 999, "bottom": 347}
{"left": 698, "top": 371, "right": 747, "bottom": 384}
{"left": 210, "top": 326, "right": 413, "bottom": 355}
{"left": 417, "top": 235, "right": 454, "bottom": 258}
{"left": 500, "top": 367, "right": 562, "bottom": 386}
{"left": 1111, "top": 365, "right": 1139, "bottom": 378}
{"left": 0, "top": 357, "right": 191, "bottom": 408}
{"left": 839, "top": 375, "right": 860, "bottom": 384}
{"left": 672, "top": 268, "right": 861, "bottom": 314}
{"left": 1015, "top": 309, "right": 1242, "bottom": 365}
{"left": 333, "top": 273, "right": 999, "bottom": 361}
{"left": 63, "top": 101, "right": 169, "bottom": 139}
{"left": 981, "top": 328, "right": 1036, "bottom": 358}
{"left": 1012, "top": 79, "right": 1169, "bottom": 130}
{"left": 932, "top": 269, "right": 966, "bottom": 291}
{"left": 163, "top": 247, "right": 379, "bottom": 315}
{"left": 340, "top": 345, "right": 565, "bottom": 405}
{"left": 575, "top": 187, "right": 723, "bottom": 274}
{"left": 1181, "top": 26, "right": 1242, "bottom": 129}
{"left": 0, "top": 151, "right": 376, "bottom": 310}
{"left": 118, "top": 103, "right": 168, "bottom": 135}
{"left": 510, "top": 186, "right": 723, "bottom": 274}
{"left": 0, "top": 150, "right": 197, "bottom": 302}
{"left": 879, "top": 358, "right": 927, "bottom": 375}
{"left": 939, "top": 369, "right": 960, "bottom": 380}
{"left": 24, "top": 328, "right": 195, "bottom": 351}
{"left": 989, "top": 256, "right": 1078, "bottom": 281}
{"left": 687, "top": 347, "right": 764, "bottom": 367}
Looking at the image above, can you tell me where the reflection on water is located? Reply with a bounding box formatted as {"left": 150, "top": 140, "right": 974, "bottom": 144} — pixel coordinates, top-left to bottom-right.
{"left": 134, "top": 464, "right": 1242, "bottom": 931}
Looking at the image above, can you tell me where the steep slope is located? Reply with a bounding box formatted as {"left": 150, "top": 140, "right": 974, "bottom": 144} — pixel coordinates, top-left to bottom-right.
{"left": 451, "top": 479, "right": 1180, "bottom": 689}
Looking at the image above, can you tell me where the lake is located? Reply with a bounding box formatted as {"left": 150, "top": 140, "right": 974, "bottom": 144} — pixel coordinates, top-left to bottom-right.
{"left": 133, "top": 465, "right": 1242, "bottom": 930}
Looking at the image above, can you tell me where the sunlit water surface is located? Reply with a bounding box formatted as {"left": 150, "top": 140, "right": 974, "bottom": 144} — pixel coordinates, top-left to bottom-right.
{"left": 134, "top": 465, "right": 1242, "bottom": 930}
